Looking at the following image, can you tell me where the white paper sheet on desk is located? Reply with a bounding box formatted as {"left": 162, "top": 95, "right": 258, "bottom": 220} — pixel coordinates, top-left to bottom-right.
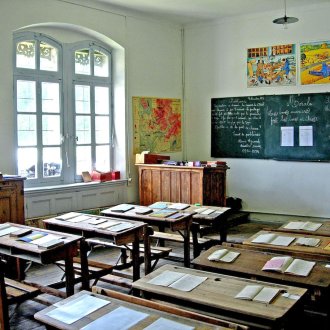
{"left": 148, "top": 270, "right": 207, "bottom": 292}
{"left": 46, "top": 294, "right": 109, "bottom": 324}
{"left": 66, "top": 214, "right": 91, "bottom": 223}
{"left": 81, "top": 306, "right": 148, "bottom": 330}
{"left": 30, "top": 234, "right": 63, "bottom": 245}
{"left": 108, "top": 222, "right": 135, "bottom": 232}
{"left": 96, "top": 220, "right": 121, "bottom": 229}
{"left": 0, "top": 226, "right": 20, "bottom": 237}
{"left": 55, "top": 212, "right": 81, "bottom": 221}
{"left": 144, "top": 317, "right": 194, "bottom": 330}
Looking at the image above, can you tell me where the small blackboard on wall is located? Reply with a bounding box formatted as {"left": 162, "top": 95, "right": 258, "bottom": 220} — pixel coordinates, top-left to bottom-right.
{"left": 211, "top": 93, "right": 330, "bottom": 161}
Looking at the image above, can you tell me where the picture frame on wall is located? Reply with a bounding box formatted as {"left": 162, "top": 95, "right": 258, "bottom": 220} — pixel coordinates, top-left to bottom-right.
{"left": 247, "top": 44, "right": 296, "bottom": 88}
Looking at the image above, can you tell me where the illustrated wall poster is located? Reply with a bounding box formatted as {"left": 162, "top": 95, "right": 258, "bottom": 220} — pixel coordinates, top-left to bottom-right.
{"left": 247, "top": 44, "right": 296, "bottom": 87}
{"left": 133, "top": 97, "right": 182, "bottom": 154}
{"left": 300, "top": 41, "right": 330, "bottom": 85}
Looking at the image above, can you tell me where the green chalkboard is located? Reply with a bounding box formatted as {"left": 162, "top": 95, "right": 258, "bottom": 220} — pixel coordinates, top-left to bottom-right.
{"left": 211, "top": 93, "right": 330, "bottom": 161}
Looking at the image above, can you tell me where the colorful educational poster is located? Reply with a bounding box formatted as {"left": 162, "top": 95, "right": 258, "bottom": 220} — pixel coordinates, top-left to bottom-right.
{"left": 133, "top": 96, "right": 182, "bottom": 154}
{"left": 247, "top": 44, "right": 296, "bottom": 87}
{"left": 300, "top": 41, "right": 330, "bottom": 85}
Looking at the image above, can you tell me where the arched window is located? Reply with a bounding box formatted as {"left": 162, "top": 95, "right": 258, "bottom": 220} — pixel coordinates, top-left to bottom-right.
{"left": 14, "top": 32, "right": 113, "bottom": 187}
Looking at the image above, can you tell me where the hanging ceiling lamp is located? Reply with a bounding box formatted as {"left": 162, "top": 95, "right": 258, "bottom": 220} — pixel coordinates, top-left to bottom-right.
{"left": 273, "top": 0, "right": 299, "bottom": 29}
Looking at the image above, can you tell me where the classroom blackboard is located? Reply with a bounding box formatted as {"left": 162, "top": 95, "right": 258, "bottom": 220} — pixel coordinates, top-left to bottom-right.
{"left": 211, "top": 93, "right": 330, "bottom": 161}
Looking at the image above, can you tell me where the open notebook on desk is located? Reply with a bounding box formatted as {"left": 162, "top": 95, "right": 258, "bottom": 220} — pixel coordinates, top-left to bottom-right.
{"left": 251, "top": 233, "right": 295, "bottom": 246}
{"left": 235, "top": 285, "right": 280, "bottom": 304}
{"left": 262, "top": 256, "right": 315, "bottom": 277}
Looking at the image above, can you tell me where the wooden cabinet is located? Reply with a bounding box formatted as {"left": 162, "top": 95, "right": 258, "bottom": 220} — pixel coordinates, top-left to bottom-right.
{"left": 137, "top": 164, "right": 228, "bottom": 206}
{"left": 0, "top": 177, "right": 25, "bottom": 224}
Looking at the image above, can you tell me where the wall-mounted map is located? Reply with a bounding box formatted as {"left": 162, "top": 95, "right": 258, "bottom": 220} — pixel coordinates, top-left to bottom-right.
{"left": 133, "top": 97, "right": 181, "bottom": 154}
{"left": 300, "top": 41, "right": 330, "bottom": 85}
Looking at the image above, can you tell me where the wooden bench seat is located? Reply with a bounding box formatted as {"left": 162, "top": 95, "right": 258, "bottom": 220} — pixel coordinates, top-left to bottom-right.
{"left": 86, "top": 237, "right": 172, "bottom": 270}
{"left": 151, "top": 231, "right": 212, "bottom": 246}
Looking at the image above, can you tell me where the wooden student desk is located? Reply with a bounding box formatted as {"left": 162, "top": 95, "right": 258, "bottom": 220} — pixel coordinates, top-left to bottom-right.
{"left": 132, "top": 264, "right": 307, "bottom": 330}
{"left": 192, "top": 245, "right": 330, "bottom": 312}
{"left": 274, "top": 221, "right": 330, "bottom": 237}
{"left": 0, "top": 223, "right": 81, "bottom": 296}
{"left": 243, "top": 230, "right": 330, "bottom": 262}
{"left": 43, "top": 214, "right": 146, "bottom": 290}
{"left": 34, "top": 288, "right": 246, "bottom": 330}
{"left": 185, "top": 204, "right": 231, "bottom": 245}
{"left": 101, "top": 206, "right": 193, "bottom": 267}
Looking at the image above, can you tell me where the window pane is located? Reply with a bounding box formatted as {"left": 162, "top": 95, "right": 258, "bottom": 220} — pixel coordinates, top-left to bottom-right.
{"left": 95, "top": 86, "right": 109, "bottom": 114}
{"left": 76, "top": 146, "right": 91, "bottom": 174}
{"left": 17, "top": 114, "right": 36, "bottom": 146}
{"left": 95, "top": 116, "right": 109, "bottom": 143}
{"left": 42, "top": 82, "right": 60, "bottom": 113}
{"left": 18, "top": 148, "right": 37, "bottom": 179}
{"left": 95, "top": 145, "right": 110, "bottom": 172}
{"left": 94, "top": 50, "right": 109, "bottom": 77}
{"left": 75, "top": 85, "right": 90, "bottom": 114}
{"left": 76, "top": 116, "right": 91, "bottom": 144}
{"left": 16, "top": 40, "right": 36, "bottom": 69}
{"left": 42, "top": 115, "right": 61, "bottom": 145}
{"left": 75, "top": 49, "right": 90, "bottom": 75}
{"left": 17, "top": 80, "right": 36, "bottom": 113}
{"left": 43, "top": 147, "right": 62, "bottom": 177}
{"left": 40, "top": 42, "right": 58, "bottom": 71}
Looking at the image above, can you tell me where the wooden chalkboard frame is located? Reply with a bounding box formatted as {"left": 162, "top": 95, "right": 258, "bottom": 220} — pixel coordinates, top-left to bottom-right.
{"left": 211, "top": 93, "right": 330, "bottom": 161}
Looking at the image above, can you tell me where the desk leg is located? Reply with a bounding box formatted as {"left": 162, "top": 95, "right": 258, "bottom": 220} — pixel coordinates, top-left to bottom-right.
{"left": 0, "top": 266, "right": 9, "bottom": 330}
{"left": 64, "top": 250, "right": 75, "bottom": 297}
{"left": 219, "top": 221, "right": 227, "bottom": 243}
{"left": 191, "top": 222, "right": 201, "bottom": 258}
{"left": 143, "top": 226, "right": 152, "bottom": 275}
{"left": 183, "top": 221, "right": 191, "bottom": 268}
{"left": 79, "top": 238, "right": 90, "bottom": 291}
{"left": 131, "top": 233, "right": 140, "bottom": 282}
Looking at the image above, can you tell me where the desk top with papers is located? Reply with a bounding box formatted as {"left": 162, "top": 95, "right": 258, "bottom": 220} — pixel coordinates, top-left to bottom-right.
{"left": 243, "top": 230, "right": 330, "bottom": 262}
{"left": 132, "top": 264, "right": 307, "bottom": 329}
{"left": 0, "top": 222, "right": 80, "bottom": 264}
{"left": 192, "top": 245, "right": 330, "bottom": 291}
{"left": 275, "top": 221, "right": 330, "bottom": 237}
{"left": 101, "top": 203, "right": 193, "bottom": 232}
{"left": 43, "top": 212, "right": 146, "bottom": 246}
{"left": 34, "top": 289, "right": 233, "bottom": 330}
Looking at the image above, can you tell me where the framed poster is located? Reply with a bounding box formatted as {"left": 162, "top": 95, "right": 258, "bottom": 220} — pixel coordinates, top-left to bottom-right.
{"left": 300, "top": 40, "right": 330, "bottom": 85}
{"left": 247, "top": 44, "right": 296, "bottom": 87}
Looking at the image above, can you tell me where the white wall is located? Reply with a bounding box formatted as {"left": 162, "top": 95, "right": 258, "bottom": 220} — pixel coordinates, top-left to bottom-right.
{"left": 184, "top": 4, "right": 330, "bottom": 218}
{"left": 0, "top": 0, "right": 183, "bottom": 217}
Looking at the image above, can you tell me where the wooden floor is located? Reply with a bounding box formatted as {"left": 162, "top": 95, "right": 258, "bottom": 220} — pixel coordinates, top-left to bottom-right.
{"left": 7, "top": 221, "right": 274, "bottom": 329}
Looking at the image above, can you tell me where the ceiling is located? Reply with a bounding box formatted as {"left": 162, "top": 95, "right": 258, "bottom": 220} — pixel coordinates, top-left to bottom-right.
{"left": 92, "top": 0, "right": 330, "bottom": 25}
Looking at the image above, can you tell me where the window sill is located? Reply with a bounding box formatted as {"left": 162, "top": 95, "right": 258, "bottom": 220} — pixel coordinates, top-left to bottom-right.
{"left": 25, "top": 179, "right": 127, "bottom": 196}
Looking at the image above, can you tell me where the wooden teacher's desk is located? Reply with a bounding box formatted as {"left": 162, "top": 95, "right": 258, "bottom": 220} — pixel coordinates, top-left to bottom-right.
{"left": 43, "top": 214, "right": 146, "bottom": 289}
{"left": 243, "top": 230, "right": 330, "bottom": 262}
{"left": 34, "top": 289, "right": 242, "bottom": 330}
{"left": 101, "top": 206, "right": 193, "bottom": 267}
{"left": 0, "top": 223, "right": 81, "bottom": 296}
{"left": 132, "top": 264, "right": 307, "bottom": 330}
{"left": 192, "top": 245, "right": 330, "bottom": 310}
